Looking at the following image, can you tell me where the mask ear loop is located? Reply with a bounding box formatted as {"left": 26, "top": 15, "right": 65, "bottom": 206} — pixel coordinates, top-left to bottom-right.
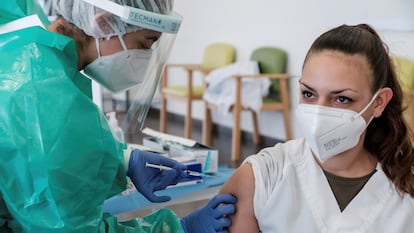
{"left": 354, "top": 90, "right": 381, "bottom": 123}
{"left": 94, "top": 35, "right": 128, "bottom": 59}
{"left": 94, "top": 38, "right": 102, "bottom": 58}
{"left": 117, "top": 35, "right": 128, "bottom": 51}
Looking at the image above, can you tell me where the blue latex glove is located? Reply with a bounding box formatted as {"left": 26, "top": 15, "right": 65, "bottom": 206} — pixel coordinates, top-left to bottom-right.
{"left": 127, "top": 149, "right": 186, "bottom": 203}
{"left": 181, "top": 194, "right": 237, "bottom": 233}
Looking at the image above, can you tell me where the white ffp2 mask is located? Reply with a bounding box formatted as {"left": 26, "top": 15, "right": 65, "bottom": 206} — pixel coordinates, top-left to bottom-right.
{"left": 84, "top": 37, "right": 153, "bottom": 93}
{"left": 295, "top": 91, "right": 380, "bottom": 163}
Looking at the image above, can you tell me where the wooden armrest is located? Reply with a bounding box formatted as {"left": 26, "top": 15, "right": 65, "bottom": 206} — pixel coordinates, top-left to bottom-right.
{"left": 165, "top": 63, "right": 202, "bottom": 69}
{"left": 163, "top": 64, "right": 216, "bottom": 88}
{"left": 230, "top": 73, "right": 291, "bottom": 109}
{"left": 232, "top": 73, "right": 289, "bottom": 80}
{"left": 165, "top": 63, "right": 214, "bottom": 73}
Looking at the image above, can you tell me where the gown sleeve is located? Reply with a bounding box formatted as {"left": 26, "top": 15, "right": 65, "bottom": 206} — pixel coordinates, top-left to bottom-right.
{"left": 0, "top": 0, "right": 50, "bottom": 25}
{"left": 0, "top": 8, "right": 184, "bottom": 233}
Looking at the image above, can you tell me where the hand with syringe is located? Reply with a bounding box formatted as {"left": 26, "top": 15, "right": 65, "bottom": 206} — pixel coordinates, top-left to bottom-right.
{"left": 126, "top": 149, "right": 202, "bottom": 203}
{"left": 126, "top": 149, "right": 237, "bottom": 233}
{"left": 145, "top": 162, "right": 202, "bottom": 177}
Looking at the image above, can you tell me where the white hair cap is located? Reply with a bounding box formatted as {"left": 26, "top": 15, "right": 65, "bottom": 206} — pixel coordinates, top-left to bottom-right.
{"left": 53, "top": 0, "right": 173, "bottom": 38}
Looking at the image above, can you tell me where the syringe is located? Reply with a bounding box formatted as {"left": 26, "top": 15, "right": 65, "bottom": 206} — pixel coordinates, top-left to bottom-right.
{"left": 145, "top": 162, "right": 201, "bottom": 177}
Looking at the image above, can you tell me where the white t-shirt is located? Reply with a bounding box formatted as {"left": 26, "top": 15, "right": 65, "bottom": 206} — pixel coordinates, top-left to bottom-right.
{"left": 244, "top": 138, "right": 414, "bottom": 233}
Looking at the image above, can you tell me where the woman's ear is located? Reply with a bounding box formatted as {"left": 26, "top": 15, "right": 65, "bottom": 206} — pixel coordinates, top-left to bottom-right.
{"left": 373, "top": 87, "right": 393, "bottom": 118}
{"left": 47, "top": 17, "right": 68, "bottom": 35}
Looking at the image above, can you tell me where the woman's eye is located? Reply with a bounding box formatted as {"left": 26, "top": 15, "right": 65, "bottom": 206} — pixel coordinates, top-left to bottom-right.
{"left": 336, "top": 96, "right": 352, "bottom": 104}
{"left": 302, "top": 90, "right": 314, "bottom": 99}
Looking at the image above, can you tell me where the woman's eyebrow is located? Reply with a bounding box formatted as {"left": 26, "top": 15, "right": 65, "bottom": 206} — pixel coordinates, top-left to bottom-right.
{"left": 147, "top": 35, "right": 160, "bottom": 41}
{"left": 144, "top": 31, "right": 162, "bottom": 40}
{"left": 299, "top": 80, "right": 360, "bottom": 94}
{"left": 298, "top": 80, "right": 315, "bottom": 91}
{"left": 330, "top": 88, "right": 360, "bottom": 94}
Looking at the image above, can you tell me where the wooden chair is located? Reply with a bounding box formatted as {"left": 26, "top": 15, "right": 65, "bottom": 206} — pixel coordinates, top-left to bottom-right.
{"left": 392, "top": 56, "right": 414, "bottom": 131}
{"left": 160, "top": 43, "right": 236, "bottom": 138}
{"left": 202, "top": 47, "right": 292, "bottom": 161}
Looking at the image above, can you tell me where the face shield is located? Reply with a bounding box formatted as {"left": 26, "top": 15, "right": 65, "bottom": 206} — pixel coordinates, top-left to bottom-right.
{"left": 71, "top": 0, "right": 182, "bottom": 132}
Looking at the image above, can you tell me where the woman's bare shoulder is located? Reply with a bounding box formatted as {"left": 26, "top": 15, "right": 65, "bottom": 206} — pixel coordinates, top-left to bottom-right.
{"left": 220, "top": 163, "right": 255, "bottom": 195}
{"left": 220, "top": 163, "right": 259, "bottom": 232}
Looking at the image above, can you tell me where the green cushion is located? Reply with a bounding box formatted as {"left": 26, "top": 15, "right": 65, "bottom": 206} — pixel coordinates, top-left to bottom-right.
{"left": 162, "top": 86, "right": 204, "bottom": 97}
{"left": 202, "top": 43, "right": 236, "bottom": 69}
{"left": 392, "top": 56, "right": 414, "bottom": 92}
{"left": 250, "top": 47, "right": 287, "bottom": 97}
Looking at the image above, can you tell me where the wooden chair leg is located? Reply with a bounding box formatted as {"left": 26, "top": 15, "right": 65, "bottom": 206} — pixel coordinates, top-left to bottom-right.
{"left": 184, "top": 97, "right": 192, "bottom": 139}
{"left": 231, "top": 110, "right": 241, "bottom": 161}
{"left": 232, "top": 77, "right": 242, "bottom": 161}
{"left": 279, "top": 78, "right": 292, "bottom": 140}
{"left": 202, "top": 105, "right": 212, "bottom": 146}
{"left": 160, "top": 95, "right": 167, "bottom": 133}
{"left": 282, "top": 108, "right": 292, "bottom": 140}
{"left": 251, "top": 111, "right": 260, "bottom": 144}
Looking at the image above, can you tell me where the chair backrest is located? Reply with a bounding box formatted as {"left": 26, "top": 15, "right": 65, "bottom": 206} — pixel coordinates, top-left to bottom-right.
{"left": 250, "top": 47, "right": 287, "bottom": 95}
{"left": 392, "top": 56, "right": 414, "bottom": 92}
{"left": 201, "top": 43, "right": 236, "bottom": 69}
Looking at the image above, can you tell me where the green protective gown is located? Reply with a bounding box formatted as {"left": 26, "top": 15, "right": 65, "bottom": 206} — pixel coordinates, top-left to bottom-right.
{"left": 0, "top": 1, "right": 184, "bottom": 232}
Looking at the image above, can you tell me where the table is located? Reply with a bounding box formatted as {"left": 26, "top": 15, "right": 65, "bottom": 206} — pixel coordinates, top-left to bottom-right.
{"left": 103, "top": 165, "right": 235, "bottom": 219}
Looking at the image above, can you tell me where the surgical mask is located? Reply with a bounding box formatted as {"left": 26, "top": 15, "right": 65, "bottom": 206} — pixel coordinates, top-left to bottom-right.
{"left": 296, "top": 91, "right": 380, "bottom": 163}
{"left": 84, "top": 36, "right": 152, "bottom": 92}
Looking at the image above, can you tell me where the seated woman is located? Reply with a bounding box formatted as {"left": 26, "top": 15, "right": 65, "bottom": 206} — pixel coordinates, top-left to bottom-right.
{"left": 220, "top": 23, "right": 414, "bottom": 232}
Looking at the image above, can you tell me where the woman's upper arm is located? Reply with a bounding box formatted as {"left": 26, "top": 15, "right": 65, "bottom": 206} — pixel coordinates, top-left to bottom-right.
{"left": 219, "top": 163, "right": 260, "bottom": 233}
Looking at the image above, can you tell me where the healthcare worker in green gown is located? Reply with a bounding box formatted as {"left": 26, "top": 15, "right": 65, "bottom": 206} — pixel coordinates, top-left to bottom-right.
{"left": 0, "top": 0, "right": 236, "bottom": 232}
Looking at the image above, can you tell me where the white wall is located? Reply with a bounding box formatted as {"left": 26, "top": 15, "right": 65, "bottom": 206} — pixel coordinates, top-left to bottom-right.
{"left": 159, "top": 0, "right": 414, "bottom": 140}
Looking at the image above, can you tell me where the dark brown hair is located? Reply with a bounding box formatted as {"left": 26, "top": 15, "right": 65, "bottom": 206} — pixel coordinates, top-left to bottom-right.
{"left": 304, "top": 24, "right": 414, "bottom": 197}
{"left": 54, "top": 16, "right": 90, "bottom": 56}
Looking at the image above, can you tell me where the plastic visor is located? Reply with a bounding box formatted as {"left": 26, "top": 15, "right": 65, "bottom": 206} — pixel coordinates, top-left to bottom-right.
{"left": 81, "top": 0, "right": 182, "bottom": 133}
{"left": 120, "top": 32, "right": 177, "bottom": 133}
{"left": 81, "top": 0, "right": 182, "bottom": 34}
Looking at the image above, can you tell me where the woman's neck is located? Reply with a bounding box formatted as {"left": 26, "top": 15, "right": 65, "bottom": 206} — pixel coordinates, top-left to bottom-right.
{"left": 317, "top": 146, "right": 378, "bottom": 178}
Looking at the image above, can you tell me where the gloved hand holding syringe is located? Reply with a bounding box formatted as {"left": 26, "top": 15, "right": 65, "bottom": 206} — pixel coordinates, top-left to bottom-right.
{"left": 145, "top": 162, "right": 202, "bottom": 177}
{"left": 127, "top": 149, "right": 204, "bottom": 203}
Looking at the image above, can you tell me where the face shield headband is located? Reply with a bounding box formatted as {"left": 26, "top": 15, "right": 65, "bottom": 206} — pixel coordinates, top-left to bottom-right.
{"left": 81, "top": 0, "right": 182, "bottom": 34}
{"left": 81, "top": 0, "right": 182, "bottom": 133}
